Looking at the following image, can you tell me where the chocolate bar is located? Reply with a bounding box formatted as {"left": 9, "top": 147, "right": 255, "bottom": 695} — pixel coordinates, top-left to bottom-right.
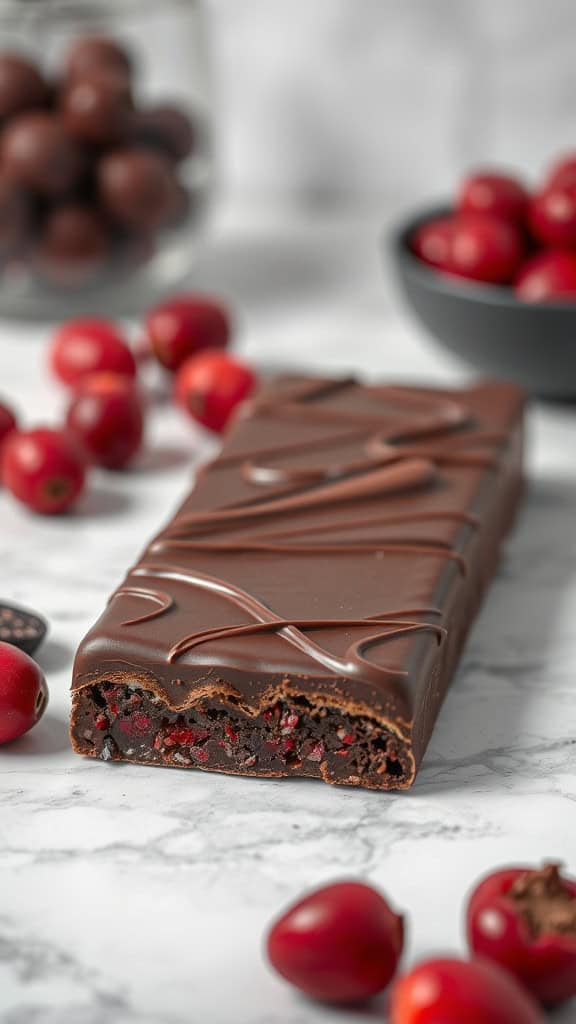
{"left": 70, "top": 376, "right": 524, "bottom": 789}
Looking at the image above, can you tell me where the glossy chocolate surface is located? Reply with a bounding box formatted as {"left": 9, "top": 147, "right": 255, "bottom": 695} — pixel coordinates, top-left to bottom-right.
{"left": 71, "top": 376, "right": 525, "bottom": 788}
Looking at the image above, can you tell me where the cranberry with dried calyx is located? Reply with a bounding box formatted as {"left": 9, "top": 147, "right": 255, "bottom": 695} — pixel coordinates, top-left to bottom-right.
{"left": 146, "top": 294, "right": 230, "bottom": 372}
{"left": 515, "top": 250, "right": 576, "bottom": 302}
{"left": 174, "top": 351, "right": 256, "bottom": 433}
{"left": 266, "top": 880, "right": 404, "bottom": 1005}
{"left": 2, "top": 428, "right": 85, "bottom": 514}
{"left": 467, "top": 862, "right": 576, "bottom": 1006}
{"left": 0, "top": 641, "right": 48, "bottom": 744}
{"left": 49, "top": 317, "right": 136, "bottom": 387}
{"left": 458, "top": 171, "right": 528, "bottom": 226}
{"left": 66, "top": 372, "right": 144, "bottom": 469}
{"left": 390, "top": 956, "right": 543, "bottom": 1024}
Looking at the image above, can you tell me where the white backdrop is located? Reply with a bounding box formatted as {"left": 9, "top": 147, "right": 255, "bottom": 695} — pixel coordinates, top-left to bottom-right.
{"left": 208, "top": 0, "right": 576, "bottom": 210}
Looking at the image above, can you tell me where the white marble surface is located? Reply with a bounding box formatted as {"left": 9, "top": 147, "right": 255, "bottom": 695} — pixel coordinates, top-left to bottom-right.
{"left": 1, "top": 210, "right": 576, "bottom": 1023}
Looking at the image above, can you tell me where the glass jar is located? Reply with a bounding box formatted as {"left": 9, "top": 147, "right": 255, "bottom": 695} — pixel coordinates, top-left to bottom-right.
{"left": 0, "top": 0, "right": 212, "bottom": 317}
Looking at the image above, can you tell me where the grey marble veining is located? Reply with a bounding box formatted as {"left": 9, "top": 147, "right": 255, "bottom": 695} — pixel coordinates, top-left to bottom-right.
{"left": 1, "top": 211, "right": 576, "bottom": 1022}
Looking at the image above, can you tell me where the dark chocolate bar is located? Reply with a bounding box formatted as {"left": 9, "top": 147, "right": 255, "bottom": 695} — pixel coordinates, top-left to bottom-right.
{"left": 70, "top": 376, "right": 524, "bottom": 789}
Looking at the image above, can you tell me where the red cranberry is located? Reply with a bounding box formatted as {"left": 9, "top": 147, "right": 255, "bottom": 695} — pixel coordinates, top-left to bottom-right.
{"left": 0, "top": 400, "right": 17, "bottom": 450}
{"left": 174, "top": 351, "right": 256, "bottom": 433}
{"left": 545, "top": 153, "right": 576, "bottom": 190}
{"left": 530, "top": 185, "right": 576, "bottom": 248}
{"left": 266, "top": 880, "right": 404, "bottom": 1005}
{"left": 66, "top": 372, "right": 144, "bottom": 469}
{"left": 0, "top": 641, "right": 48, "bottom": 744}
{"left": 390, "top": 957, "right": 543, "bottom": 1024}
{"left": 146, "top": 294, "right": 231, "bottom": 372}
{"left": 413, "top": 214, "right": 523, "bottom": 283}
{"left": 467, "top": 862, "right": 576, "bottom": 1006}
{"left": 515, "top": 250, "right": 576, "bottom": 303}
{"left": 2, "top": 428, "right": 86, "bottom": 515}
{"left": 49, "top": 317, "right": 136, "bottom": 387}
{"left": 458, "top": 171, "right": 528, "bottom": 226}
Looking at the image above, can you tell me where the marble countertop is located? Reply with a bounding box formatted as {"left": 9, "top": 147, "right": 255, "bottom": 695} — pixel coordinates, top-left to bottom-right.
{"left": 1, "top": 211, "right": 576, "bottom": 1024}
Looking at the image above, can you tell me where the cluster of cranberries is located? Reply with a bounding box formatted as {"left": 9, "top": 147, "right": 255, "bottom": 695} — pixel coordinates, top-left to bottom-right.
{"left": 267, "top": 862, "right": 576, "bottom": 1021}
{"left": 0, "top": 294, "right": 256, "bottom": 515}
{"left": 411, "top": 156, "right": 576, "bottom": 302}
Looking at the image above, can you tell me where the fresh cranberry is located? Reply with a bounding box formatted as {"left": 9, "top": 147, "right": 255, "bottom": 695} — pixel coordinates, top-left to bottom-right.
{"left": 174, "top": 351, "right": 256, "bottom": 433}
{"left": 413, "top": 214, "right": 523, "bottom": 283}
{"left": 545, "top": 153, "right": 576, "bottom": 190}
{"left": 458, "top": 172, "right": 528, "bottom": 226}
{"left": 145, "top": 295, "right": 231, "bottom": 372}
{"left": 0, "top": 641, "right": 48, "bottom": 744}
{"left": 266, "top": 880, "right": 404, "bottom": 1005}
{"left": 2, "top": 428, "right": 86, "bottom": 514}
{"left": 49, "top": 317, "right": 136, "bottom": 387}
{"left": 390, "top": 957, "right": 543, "bottom": 1024}
{"left": 467, "top": 862, "right": 576, "bottom": 1006}
{"left": 0, "top": 400, "right": 17, "bottom": 449}
{"left": 66, "top": 372, "right": 144, "bottom": 469}
{"left": 529, "top": 185, "right": 576, "bottom": 248}
{"left": 515, "top": 250, "right": 576, "bottom": 302}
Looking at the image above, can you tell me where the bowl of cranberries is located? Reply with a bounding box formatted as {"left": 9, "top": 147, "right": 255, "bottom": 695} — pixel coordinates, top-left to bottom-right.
{"left": 393, "top": 157, "right": 576, "bottom": 397}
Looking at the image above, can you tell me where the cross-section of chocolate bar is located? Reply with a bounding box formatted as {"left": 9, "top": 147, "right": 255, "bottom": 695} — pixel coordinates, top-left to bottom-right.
{"left": 70, "top": 376, "right": 524, "bottom": 789}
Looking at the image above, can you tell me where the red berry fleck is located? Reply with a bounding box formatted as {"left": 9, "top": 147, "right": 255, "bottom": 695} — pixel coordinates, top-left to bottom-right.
{"left": 190, "top": 745, "right": 209, "bottom": 763}
{"left": 174, "top": 351, "right": 256, "bottom": 433}
{"left": 335, "top": 748, "right": 349, "bottom": 757}
{"left": 49, "top": 317, "right": 136, "bottom": 387}
{"left": 283, "top": 737, "right": 296, "bottom": 754}
{"left": 224, "top": 723, "right": 238, "bottom": 743}
{"left": 529, "top": 185, "right": 576, "bottom": 248}
{"left": 336, "top": 727, "right": 355, "bottom": 744}
{"left": 66, "top": 372, "right": 144, "bottom": 469}
{"left": 164, "top": 727, "right": 194, "bottom": 747}
{"left": 280, "top": 711, "right": 299, "bottom": 733}
{"left": 0, "top": 641, "right": 48, "bottom": 744}
{"left": 153, "top": 733, "right": 162, "bottom": 750}
{"left": 467, "top": 862, "right": 576, "bottom": 1006}
{"left": 267, "top": 880, "right": 404, "bottom": 1005}
{"left": 265, "top": 739, "right": 280, "bottom": 750}
{"left": 95, "top": 713, "right": 109, "bottom": 731}
{"left": 2, "top": 428, "right": 86, "bottom": 515}
{"left": 0, "top": 400, "right": 17, "bottom": 451}
{"left": 457, "top": 172, "right": 528, "bottom": 226}
{"left": 390, "top": 956, "right": 543, "bottom": 1024}
{"left": 514, "top": 250, "right": 576, "bottom": 303}
{"left": 146, "top": 294, "right": 231, "bottom": 372}
{"left": 306, "top": 742, "right": 325, "bottom": 762}
{"left": 264, "top": 706, "right": 280, "bottom": 723}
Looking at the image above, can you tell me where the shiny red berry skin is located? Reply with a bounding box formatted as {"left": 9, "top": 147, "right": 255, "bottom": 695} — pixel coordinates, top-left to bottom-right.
{"left": 515, "top": 250, "right": 576, "bottom": 303}
{"left": 529, "top": 185, "right": 576, "bottom": 248}
{"left": 390, "top": 957, "right": 543, "bottom": 1024}
{"left": 458, "top": 172, "right": 528, "bottom": 226}
{"left": 174, "top": 351, "right": 256, "bottom": 433}
{"left": 49, "top": 317, "right": 136, "bottom": 387}
{"left": 545, "top": 153, "right": 576, "bottom": 190}
{"left": 146, "top": 295, "right": 230, "bottom": 372}
{"left": 266, "top": 880, "right": 404, "bottom": 1005}
{"left": 0, "top": 641, "right": 48, "bottom": 744}
{"left": 2, "top": 428, "right": 86, "bottom": 514}
{"left": 0, "top": 400, "right": 17, "bottom": 449}
{"left": 467, "top": 863, "right": 576, "bottom": 1006}
{"left": 413, "top": 214, "right": 523, "bottom": 283}
{"left": 66, "top": 372, "right": 144, "bottom": 469}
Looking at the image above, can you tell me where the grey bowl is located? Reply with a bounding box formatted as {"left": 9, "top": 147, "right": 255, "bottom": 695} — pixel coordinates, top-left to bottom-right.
{"left": 391, "top": 205, "right": 576, "bottom": 398}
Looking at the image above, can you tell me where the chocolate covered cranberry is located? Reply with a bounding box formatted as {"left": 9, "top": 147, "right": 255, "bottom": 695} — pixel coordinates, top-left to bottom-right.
{"left": 0, "top": 174, "right": 31, "bottom": 259}
{"left": 0, "top": 641, "right": 48, "bottom": 745}
{"left": 2, "top": 427, "right": 86, "bottom": 515}
{"left": 34, "top": 203, "right": 111, "bottom": 287}
{"left": 1, "top": 113, "right": 82, "bottom": 197}
{"left": 97, "top": 147, "right": 177, "bottom": 230}
{"left": 146, "top": 294, "right": 230, "bottom": 372}
{"left": 530, "top": 184, "right": 576, "bottom": 248}
{"left": 467, "top": 862, "right": 576, "bottom": 1006}
{"left": 267, "top": 881, "right": 404, "bottom": 1004}
{"left": 49, "top": 317, "right": 136, "bottom": 386}
{"left": 65, "top": 35, "right": 132, "bottom": 83}
{"left": 66, "top": 372, "right": 144, "bottom": 469}
{"left": 0, "top": 53, "right": 48, "bottom": 119}
{"left": 515, "top": 250, "right": 576, "bottom": 303}
{"left": 61, "top": 70, "right": 132, "bottom": 146}
{"left": 390, "top": 957, "right": 543, "bottom": 1024}
{"left": 133, "top": 104, "right": 195, "bottom": 161}
{"left": 458, "top": 172, "right": 528, "bottom": 226}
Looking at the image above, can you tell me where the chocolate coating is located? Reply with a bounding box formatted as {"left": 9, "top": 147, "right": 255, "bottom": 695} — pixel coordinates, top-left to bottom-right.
{"left": 64, "top": 35, "right": 132, "bottom": 84}
{"left": 1, "top": 113, "right": 82, "bottom": 197}
{"left": 97, "top": 147, "right": 177, "bottom": 230}
{"left": 0, "top": 174, "right": 31, "bottom": 257}
{"left": 71, "top": 377, "right": 525, "bottom": 790}
{"left": 132, "top": 104, "right": 195, "bottom": 161}
{"left": 0, "top": 53, "right": 48, "bottom": 119}
{"left": 61, "top": 70, "right": 132, "bottom": 145}
{"left": 33, "top": 202, "right": 110, "bottom": 286}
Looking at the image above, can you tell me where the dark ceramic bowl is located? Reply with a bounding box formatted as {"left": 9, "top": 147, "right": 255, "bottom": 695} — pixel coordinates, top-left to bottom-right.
{"left": 391, "top": 205, "right": 576, "bottom": 398}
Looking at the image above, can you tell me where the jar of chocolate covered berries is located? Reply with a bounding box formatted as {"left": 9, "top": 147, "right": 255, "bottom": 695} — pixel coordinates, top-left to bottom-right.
{"left": 0, "top": 0, "right": 211, "bottom": 316}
